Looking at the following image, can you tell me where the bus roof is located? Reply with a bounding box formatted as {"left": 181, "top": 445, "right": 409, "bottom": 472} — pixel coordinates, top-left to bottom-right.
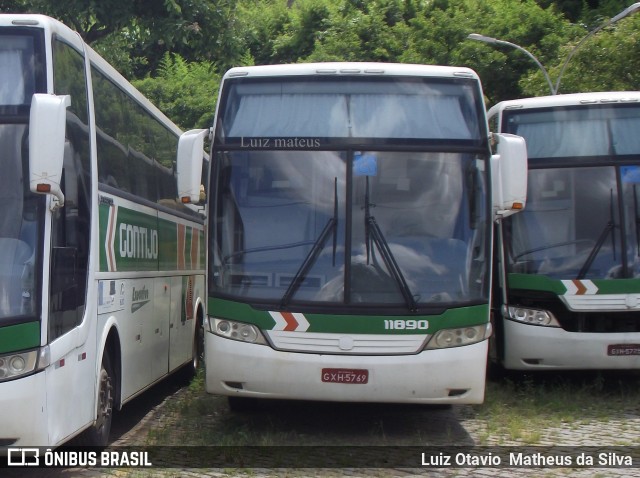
{"left": 488, "top": 91, "right": 640, "bottom": 118}
{"left": 0, "top": 13, "right": 182, "bottom": 137}
{"left": 223, "top": 62, "right": 480, "bottom": 82}
{"left": 0, "top": 13, "right": 85, "bottom": 51}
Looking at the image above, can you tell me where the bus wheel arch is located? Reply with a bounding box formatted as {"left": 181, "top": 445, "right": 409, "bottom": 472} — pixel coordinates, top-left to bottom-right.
{"left": 103, "top": 328, "right": 122, "bottom": 410}
{"left": 177, "top": 302, "right": 205, "bottom": 385}
{"left": 78, "top": 327, "right": 120, "bottom": 446}
{"left": 195, "top": 303, "right": 205, "bottom": 369}
{"left": 185, "top": 303, "right": 205, "bottom": 380}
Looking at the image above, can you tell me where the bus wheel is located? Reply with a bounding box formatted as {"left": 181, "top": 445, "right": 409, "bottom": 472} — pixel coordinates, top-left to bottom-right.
{"left": 193, "top": 321, "right": 205, "bottom": 371}
{"left": 82, "top": 354, "right": 114, "bottom": 446}
{"left": 181, "top": 322, "right": 205, "bottom": 383}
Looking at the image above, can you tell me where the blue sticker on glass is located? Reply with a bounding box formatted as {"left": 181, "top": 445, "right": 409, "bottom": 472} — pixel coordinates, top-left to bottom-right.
{"left": 622, "top": 165, "right": 640, "bottom": 184}
{"left": 353, "top": 152, "right": 378, "bottom": 176}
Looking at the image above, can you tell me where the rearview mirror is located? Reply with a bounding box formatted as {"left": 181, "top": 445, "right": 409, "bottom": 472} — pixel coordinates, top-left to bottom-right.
{"left": 491, "top": 133, "right": 528, "bottom": 220}
{"left": 177, "top": 129, "right": 209, "bottom": 204}
{"left": 29, "top": 94, "right": 71, "bottom": 210}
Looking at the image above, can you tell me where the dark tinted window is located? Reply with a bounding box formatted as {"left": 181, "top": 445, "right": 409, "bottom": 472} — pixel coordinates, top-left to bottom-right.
{"left": 50, "top": 38, "right": 91, "bottom": 340}
{"left": 92, "top": 66, "right": 178, "bottom": 203}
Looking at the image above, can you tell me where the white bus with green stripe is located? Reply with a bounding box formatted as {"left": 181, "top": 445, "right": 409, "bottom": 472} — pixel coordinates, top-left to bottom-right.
{"left": 489, "top": 92, "right": 640, "bottom": 370}
{"left": 0, "top": 14, "right": 206, "bottom": 448}
{"left": 192, "top": 62, "right": 527, "bottom": 407}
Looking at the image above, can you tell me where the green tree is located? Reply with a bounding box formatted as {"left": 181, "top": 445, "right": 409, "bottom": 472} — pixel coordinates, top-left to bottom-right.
{"left": 235, "top": 0, "right": 291, "bottom": 65}
{"left": 271, "top": 0, "right": 335, "bottom": 63}
{"left": 133, "top": 53, "right": 220, "bottom": 130}
{"left": 7, "top": 0, "right": 243, "bottom": 78}
{"left": 403, "top": 0, "right": 572, "bottom": 103}
{"left": 544, "top": 14, "right": 640, "bottom": 94}
{"left": 306, "top": 0, "right": 413, "bottom": 62}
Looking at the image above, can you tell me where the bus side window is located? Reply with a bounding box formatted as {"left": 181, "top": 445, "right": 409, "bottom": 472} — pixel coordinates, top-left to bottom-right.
{"left": 50, "top": 38, "right": 91, "bottom": 339}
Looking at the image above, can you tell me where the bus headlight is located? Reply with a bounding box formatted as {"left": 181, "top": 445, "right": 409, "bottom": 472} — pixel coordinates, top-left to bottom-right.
{"left": 0, "top": 349, "right": 39, "bottom": 382}
{"left": 208, "top": 318, "right": 268, "bottom": 345}
{"left": 425, "top": 323, "right": 491, "bottom": 350}
{"left": 505, "top": 305, "right": 560, "bottom": 327}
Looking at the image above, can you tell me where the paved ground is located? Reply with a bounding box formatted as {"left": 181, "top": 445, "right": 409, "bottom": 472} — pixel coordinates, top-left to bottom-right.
{"left": 102, "top": 381, "right": 640, "bottom": 478}
{"left": 6, "top": 374, "right": 640, "bottom": 478}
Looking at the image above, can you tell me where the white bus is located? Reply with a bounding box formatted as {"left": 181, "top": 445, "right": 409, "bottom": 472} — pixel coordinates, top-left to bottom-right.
{"left": 489, "top": 92, "right": 640, "bottom": 370}
{"left": 193, "top": 62, "right": 527, "bottom": 407}
{"left": 0, "top": 14, "right": 206, "bottom": 448}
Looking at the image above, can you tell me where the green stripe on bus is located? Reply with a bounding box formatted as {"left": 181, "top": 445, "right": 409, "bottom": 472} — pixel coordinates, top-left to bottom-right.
{"left": 208, "top": 297, "right": 488, "bottom": 334}
{"left": 508, "top": 273, "right": 640, "bottom": 295}
{"left": 99, "top": 201, "right": 204, "bottom": 272}
{"left": 0, "top": 321, "right": 40, "bottom": 354}
{"left": 507, "top": 274, "right": 568, "bottom": 294}
{"left": 591, "top": 279, "right": 640, "bottom": 294}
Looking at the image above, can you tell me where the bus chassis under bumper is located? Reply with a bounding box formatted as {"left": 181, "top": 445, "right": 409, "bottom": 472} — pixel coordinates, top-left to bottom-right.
{"left": 502, "top": 319, "right": 640, "bottom": 370}
{"left": 205, "top": 332, "right": 488, "bottom": 404}
{"left": 0, "top": 372, "right": 48, "bottom": 448}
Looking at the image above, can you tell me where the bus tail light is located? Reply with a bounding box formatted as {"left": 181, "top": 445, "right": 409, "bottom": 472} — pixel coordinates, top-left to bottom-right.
{"left": 424, "top": 323, "right": 492, "bottom": 350}
{"left": 207, "top": 317, "right": 268, "bottom": 345}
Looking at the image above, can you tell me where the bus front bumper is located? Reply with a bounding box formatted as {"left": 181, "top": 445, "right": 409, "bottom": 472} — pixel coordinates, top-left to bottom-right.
{"left": 503, "top": 319, "right": 640, "bottom": 370}
{"left": 0, "top": 371, "right": 48, "bottom": 448}
{"left": 205, "top": 332, "right": 488, "bottom": 404}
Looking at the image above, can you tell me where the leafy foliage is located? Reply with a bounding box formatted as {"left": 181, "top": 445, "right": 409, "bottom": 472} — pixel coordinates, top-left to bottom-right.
{"left": 6, "top": 0, "right": 640, "bottom": 125}
{"left": 133, "top": 53, "right": 220, "bottom": 130}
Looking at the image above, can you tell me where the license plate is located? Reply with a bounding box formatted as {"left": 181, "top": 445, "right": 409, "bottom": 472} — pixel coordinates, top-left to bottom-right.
{"left": 608, "top": 344, "right": 640, "bottom": 356}
{"left": 321, "top": 368, "right": 368, "bottom": 384}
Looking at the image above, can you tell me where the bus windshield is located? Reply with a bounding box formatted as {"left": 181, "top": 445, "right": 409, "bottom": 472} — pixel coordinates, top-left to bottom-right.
{"left": 211, "top": 75, "right": 489, "bottom": 310}
{"left": 0, "top": 29, "right": 44, "bottom": 323}
{"left": 503, "top": 105, "right": 640, "bottom": 280}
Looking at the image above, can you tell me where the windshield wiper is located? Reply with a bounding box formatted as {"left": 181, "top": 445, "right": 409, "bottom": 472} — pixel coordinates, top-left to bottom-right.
{"left": 223, "top": 240, "right": 315, "bottom": 264}
{"left": 577, "top": 189, "right": 617, "bottom": 280}
{"left": 364, "top": 177, "right": 418, "bottom": 312}
{"left": 280, "top": 178, "right": 338, "bottom": 308}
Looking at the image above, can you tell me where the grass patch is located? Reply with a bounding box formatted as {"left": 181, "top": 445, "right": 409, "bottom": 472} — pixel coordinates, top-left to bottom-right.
{"left": 471, "top": 371, "right": 640, "bottom": 444}
{"left": 143, "top": 368, "right": 640, "bottom": 447}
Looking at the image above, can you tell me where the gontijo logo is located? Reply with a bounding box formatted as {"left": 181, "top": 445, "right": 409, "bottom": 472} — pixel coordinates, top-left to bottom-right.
{"left": 119, "top": 222, "right": 159, "bottom": 260}
{"left": 104, "top": 203, "right": 159, "bottom": 271}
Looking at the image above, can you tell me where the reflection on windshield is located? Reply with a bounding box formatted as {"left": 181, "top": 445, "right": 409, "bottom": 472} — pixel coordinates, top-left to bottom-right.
{"left": 0, "top": 35, "right": 36, "bottom": 106}
{"left": 211, "top": 150, "right": 487, "bottom": 307}
{"left": 0, "top": 124, "right": 40, "bottom": 319}
{"left": 506, "top": 105, "right": 640, "bottom": 159}
{"left": 506, "top": 167, "right": 622, "bottom": 279}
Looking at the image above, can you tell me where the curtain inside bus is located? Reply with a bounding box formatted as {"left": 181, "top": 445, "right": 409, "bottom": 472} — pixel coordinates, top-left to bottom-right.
{"left": 221, "top": 79, "right": 480, "bottom": 141}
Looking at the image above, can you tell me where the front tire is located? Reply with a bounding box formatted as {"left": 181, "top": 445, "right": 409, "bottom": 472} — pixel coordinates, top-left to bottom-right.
{"left": 80, "top": 354, "right": 114, "bottom": 446}
{"left": 181, "top": 320, "right": 205, "bottom": 383}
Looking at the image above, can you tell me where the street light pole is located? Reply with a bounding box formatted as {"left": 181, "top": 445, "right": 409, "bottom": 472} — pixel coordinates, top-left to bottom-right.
{"left": 467, "top": 2, "right": 640, "bottom": 96}
{"left": 554, "top": 2, "right": 640, "bottom": 94}
{"left": 467, "top": 33, "right": 556, "bottom": 95}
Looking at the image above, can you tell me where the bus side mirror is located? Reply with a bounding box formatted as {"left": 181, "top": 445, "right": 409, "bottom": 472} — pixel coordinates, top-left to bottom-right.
{"left": 491, "top": 133, "right": 528, "bottom": 220}
{"left": 177, "top": 129, "right": 209, "bottom": 204}
{"left": 29, "top": 93, "right": 70, "bottom": 210}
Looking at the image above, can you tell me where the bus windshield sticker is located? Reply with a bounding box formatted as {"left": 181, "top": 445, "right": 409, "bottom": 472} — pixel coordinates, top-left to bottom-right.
{"left": 353, "top": 152, "right": 377, "bottom": 176}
